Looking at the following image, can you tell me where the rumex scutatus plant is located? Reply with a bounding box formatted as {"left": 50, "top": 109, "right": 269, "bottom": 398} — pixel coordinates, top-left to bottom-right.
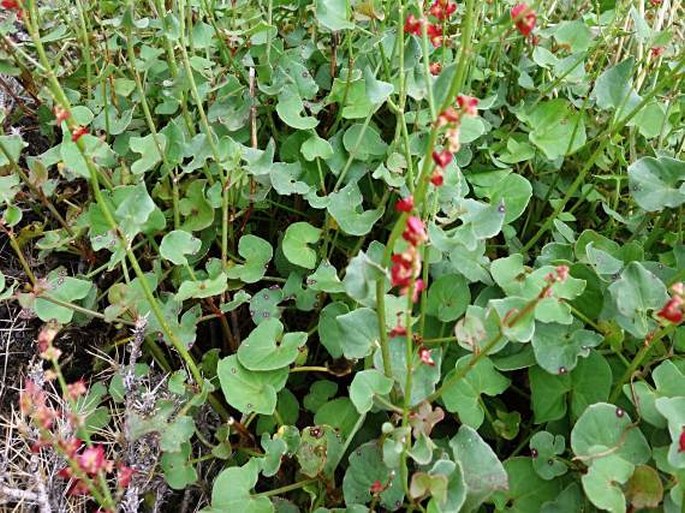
{"left": 0, "top": 0, "right": 684, "bottom": 511}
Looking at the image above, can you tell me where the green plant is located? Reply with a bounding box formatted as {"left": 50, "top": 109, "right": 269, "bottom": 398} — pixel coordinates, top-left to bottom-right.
{"left": 0, "top": 0, "right": 684, "bottom": 511}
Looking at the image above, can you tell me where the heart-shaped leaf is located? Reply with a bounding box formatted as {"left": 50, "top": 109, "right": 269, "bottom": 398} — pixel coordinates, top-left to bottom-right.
{"left": 237, "top": 318, "right": 307, "bottom": 371}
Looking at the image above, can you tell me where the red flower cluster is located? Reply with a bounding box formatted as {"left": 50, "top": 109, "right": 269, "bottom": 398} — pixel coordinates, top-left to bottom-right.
{"left": 391, "top": 216, "right": 428, "bottom": 302}
{"left": 404, "top": 0, "right": 457, "bottom": 48}
{"left": 395, "top": 195, "right": 414, "bottom": 213}
{"left": 20, "top": 380, "right": 57, "bottom": 430}
{"left": 418, "top": 346, "right": 435, "bottom": 366}
{"left": 430, "top": 94, "right": 479, "bottom": 186}
{"left": 429, "top": 62, "right": 442, "bottom": 75}
{"left": 511, "top": 3, "right": 536, "bottom": 37}
{"left": 54, "top": 105, "right": 71, "bottom": 124}
{"left": 657, "top": 282, "right": 684, "bottom": 324}
{"left": 679, "top": 429, "right": 685, "bottom": 453}
{"left": 429, "top": 0, "right": 457, "bottom": 20}
{"left": 71, "top": 125, "right": 88, "bottom": 143}
{"left": 1, "top": 0, "right": 23, "bottom": 17}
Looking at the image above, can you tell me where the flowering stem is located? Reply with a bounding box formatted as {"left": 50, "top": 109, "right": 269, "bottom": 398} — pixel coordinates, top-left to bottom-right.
{"left": 22, "top": 2, "right": 229, "bottom": 421}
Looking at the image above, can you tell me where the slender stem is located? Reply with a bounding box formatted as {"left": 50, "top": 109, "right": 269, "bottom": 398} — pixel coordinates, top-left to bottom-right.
{"left": 253, "top": 478, "right": 318, "bottom": 499}
{"left": 2, "top": 226, "right": 37, "bottom": 285}
{"left": 609, "top": 324, "right": 676, "bottom": 403}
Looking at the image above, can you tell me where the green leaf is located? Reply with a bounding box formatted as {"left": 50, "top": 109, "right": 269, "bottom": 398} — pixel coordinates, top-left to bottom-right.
{"left": 276, "top": 88, "right": 318, "bottom": 129}
{"left": 426, "top": 273, "right": 471, "bottom": 322}
{"left": 297, "top": 425, "right": 345, "bottom": 478}
{"left": 176, "top": 272, "right": 228, "bottom": 301}
{"left": 301, "top": 134, "right": 334, "bottom": 161}
{"left": 307, "top": 260, "right": 344, "bottom": 293}
{"left": 529, "top": 432, "right": 567, "bottom": 480}
{"left": 441, "top": 356, "right": 510, "bottom": 429}
{"left": 603, "top": 261, "right": 668, "bottom": 338}
{"left": 314, "top": 398, "right": 360, "bottom": 438}
{"left": 531, "top": 320, "right": 603, "bottom": 374}
{"left": 363, "top": 66, "right": 393, "bottom": 107}
{"left": 523, "top": 99, "right": 587, "bottom": 160}
{"left": 328, "top": 181, "right": 384, "bottom": 236}
{"left": 571, "top": 403, "right": 650, "bottom": 465}
{"left": 282, "top": 222, "right": 322, "bottom": 270}
{"left": 180, "top": 180, "right": 214, "bottom": 231}
{"left": 343, "top": 124, "right": 388, "bottom": 160}
{"left": 160, "top": 230, "right": 201, "bottom": 266}
{"left": 237, "top": 318, "right": 307, "bottom": 371}
{"left": 581, "top": 454, "right": 634, "bottom": 513}
{"left": 249, "top": 286, "right": 283, "bottom": 325}
{"left": 529, "top": 351, "right": 612, "bottom": 423}
{"left": 160, "top": 443, "right": 197, "bottom": 489}
{"left": 591, "top": 58, "right": 641, "bottom": 119}
{"left": 227, "top": 235, "right": 273, "bottom": 284}
{"left": 553, "top": 20, "right": 593, "bottom": 52}
{"left": 541, "top": 483, "right": 583, "bottom": 513}
{"left": 315, "top": 0, "right": 354, "bottom": 31}
{"left": 655, "top": 397, "right": 685, "bottom": 469}
{"left": 627, "top": 156, "right": 685, "bottom": 212}
{"left": 450, "top": 425, "right": 508, "bottom": 511}
{"left": 160, "top": 416, "right": 195, "bottom": 452}
{"left": 129, "top": 133, "right": 166, "bottom": 175}
{"left": 495, "top": 458, "right": 562, "bottom": 512}
{"left": 33, "top": 269, "right": 94, "bottom": 323}
{"left": 488, "top": 173, "right": 533, "bottom": 224}
{"left": 318, "top": 302, "right": 349, "bottom": 358}
{"left": 336, "top": 307, "right": 379, "bottom": 360}
{"left": 114, "top": 182, "right": 156, "bottom": 240}
{"left": 343, "top": 441, "right": 405, "bottom": 510}
{"left": 0, "top": 135, "right": 27, "bottom": 168}
{"left": 304, "top": 380, "right": 339, "bottom": 413}
{"left": 217, "top": 355, "right": 288, "bottom": 415}
{"left": 0, "top": 174, "right": 20, "bottom": 203}
{"left": 207, "top": 459, "right": 274, "bottom": 513}
{"left": 349, "top": 370, "right": 394, "bottom": 414}
{"left": 343, "top": 241, "right": 387, "bottom": 306}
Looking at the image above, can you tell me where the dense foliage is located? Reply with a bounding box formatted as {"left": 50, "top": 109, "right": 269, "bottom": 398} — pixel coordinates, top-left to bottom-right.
{"left": 0, "top": 0, "right": 684, "bottom": 511}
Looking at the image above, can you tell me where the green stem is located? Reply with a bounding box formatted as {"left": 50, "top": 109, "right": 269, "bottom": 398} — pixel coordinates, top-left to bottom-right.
{"left": 609, "top": 324, "right": 676, "bottom": 403}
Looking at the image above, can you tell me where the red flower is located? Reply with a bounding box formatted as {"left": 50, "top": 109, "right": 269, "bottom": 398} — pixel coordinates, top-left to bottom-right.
{"left": 1, "top": 0, "right": 19, "bottom": 9}
{"left": 437, "top": 106, "right": 460, "bottom": 127}
{"left": 404, "top": 14, "right": 422, "bottom": 35}
{"left": 391, "top": 253, "right": 412, "bottom": 289}
{"left": 457, "top": 94, "right": 479, "bottom": 117}
{"left": 117, "top": 464, "right": 135, "bottom": 488}
{"left": 395, "top": 196, "right": 414, "bottom": 213}
{"left": 429, "top": 0, "right": 457, "bottom": 20}
{"left": 53, "top": 105, "right": 71, "bottom": 124}
{"left": 511, "top": 3, "right": 536, "bottom": 37}
{"left": 389, "top": 324, "right": 407, "bottom": 338}
{"left": 419, "top": 346, "right": 435, "bottom": 366}
{"left": 78, "top": 445, "right": 109, "bottom": 475}
{"left": 370, "top": 479, "right": 384, "bottom": 494}
{"left": 432, "top": 149, "right": 453, "bottom": 169}
{"left": 657, "top": 296, "right": 683, "bottom": 324}
{"left": 403, "top": 216, "right": 427, "bottom": 247}
{"left": 650, "top": 46, "right": 665, "bottom": 58}
{"left": 649, "top": 0, "right": 662, "bottom": 5}
{"left": 429, "top": 62, "right": 442, "bottom": 75}
{"left": 426, "top": 23, "right": 443, "bottom": 47}
{"left": 67, "top": 379, "right": 87, "bottom": 400}
{"left": 430, "top": 169, "right": 444, "bottom": 186}
{"left": 71, "top": 126, "right": 88, "bottom": 142}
